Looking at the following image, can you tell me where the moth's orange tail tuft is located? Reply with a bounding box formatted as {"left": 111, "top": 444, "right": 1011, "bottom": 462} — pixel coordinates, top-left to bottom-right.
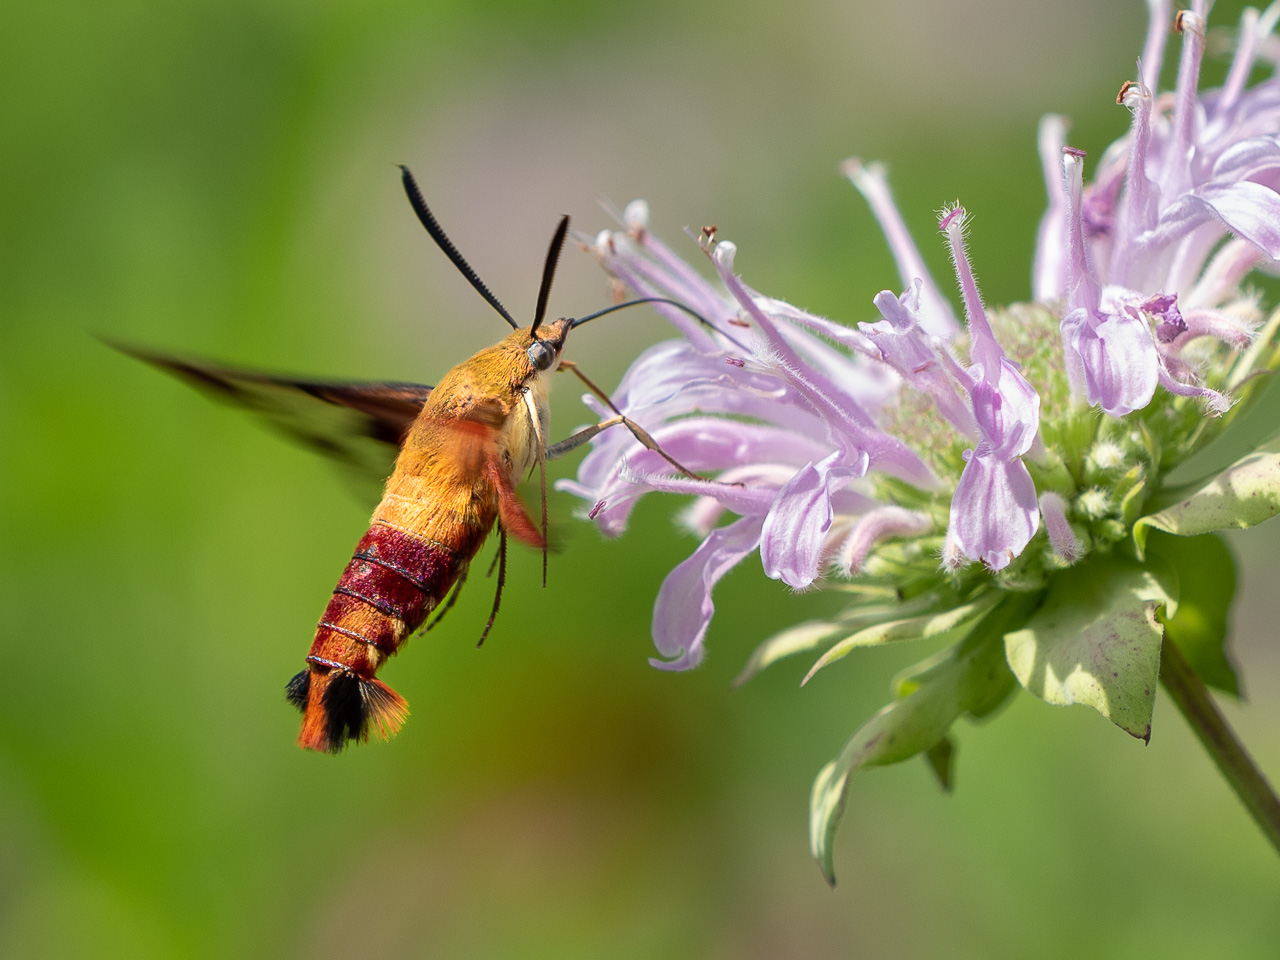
{"left": 286, "top": 668, "right": 409, "bottom": 754}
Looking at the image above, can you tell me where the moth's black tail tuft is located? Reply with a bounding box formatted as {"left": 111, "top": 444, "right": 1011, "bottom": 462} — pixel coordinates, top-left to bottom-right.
{"left": 294, "top": 667, "right": 408, "bottom": 754}
{"left": 285, "top": 670, "right": 310, "bottom": 712}
{"left": 320, "top": 671, "right": 366, "bottom": 749}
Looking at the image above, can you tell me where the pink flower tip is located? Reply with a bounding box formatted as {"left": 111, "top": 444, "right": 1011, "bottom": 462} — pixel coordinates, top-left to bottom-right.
{"left": 937, "top": 203, "right": 966, "bottom": 233}
{"left": 623, "top": 200, "right": 649, "bottom": 237}
{"left": 1174, "top": 9, "right": 1204, "bottom": 35}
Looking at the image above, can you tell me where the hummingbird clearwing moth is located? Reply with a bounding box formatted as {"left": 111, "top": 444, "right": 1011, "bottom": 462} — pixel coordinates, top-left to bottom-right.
{"left": 123, "top": 167, "right": 712, "bottom": 754}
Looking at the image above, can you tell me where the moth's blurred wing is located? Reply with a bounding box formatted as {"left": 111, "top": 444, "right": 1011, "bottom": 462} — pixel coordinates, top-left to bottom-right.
{"left": 119, "top": 345, "right": 432, "bottom": 493}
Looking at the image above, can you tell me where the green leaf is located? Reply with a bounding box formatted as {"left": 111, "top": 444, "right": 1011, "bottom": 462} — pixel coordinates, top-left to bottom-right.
{"left": 1144, "top": 532, "right": 1241, "bottom": 696}
{"left": 733, "top": 620, "right": 842, "bottom": 687}
{"left": 734, "top": 593, "right": 947, "bottom": 686}
{"left": 801, "top": 592, "right": 1000, "bottom": 686}
{"left": 1004, "top": 556, "right": 1175, "bottom": 741}
{"left": 924, "top": 736, "right": 955, "bottom": 793}
{"left": 965, "top": 656, "right": 1019, "bottom": 720}
{"left": 1167, "top": 317, "right": 1280, "bottom": 487}
{"left": 1226, "top": 303, "right": 1280, "bottom": 391}
{"left": 1118, "top": 471, "right": 1148, "bottom": 529}
{"left": 809, "top": 596, "right": 1030, "bottom": 886}
{"left": 1134, "top": 448, "right": 1280, "bottom": 557}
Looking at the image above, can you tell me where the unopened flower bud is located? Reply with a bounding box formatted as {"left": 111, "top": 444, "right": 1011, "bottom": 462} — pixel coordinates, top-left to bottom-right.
{"left": 623, "top": 199, "right": 649, "bottom": 237}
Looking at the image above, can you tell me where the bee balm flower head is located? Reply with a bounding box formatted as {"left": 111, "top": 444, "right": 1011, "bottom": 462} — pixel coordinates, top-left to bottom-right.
{"left": 564, "top": 0, "right": 1280, "bottom": 884}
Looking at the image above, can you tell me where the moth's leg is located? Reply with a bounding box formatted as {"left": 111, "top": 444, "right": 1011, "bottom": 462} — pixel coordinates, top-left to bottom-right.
{"left": 425, "top": 568, "right": 467, "bottom": 632}
{"left": 477, "top": 529, "right": 507, "bottom": 648}
{"left": 544, "top": 415, "right": 624, "bottom": 460}
{"left": 551, "top": 360, "right": 709, "bottom": 481}
{"left": 484, "top": 452, "right": 543, "bottom": 548}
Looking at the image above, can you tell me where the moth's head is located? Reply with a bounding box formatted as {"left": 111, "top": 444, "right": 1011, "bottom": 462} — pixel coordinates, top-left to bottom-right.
{"left": 521, "top": 316, "right": 571, "bottom": 382}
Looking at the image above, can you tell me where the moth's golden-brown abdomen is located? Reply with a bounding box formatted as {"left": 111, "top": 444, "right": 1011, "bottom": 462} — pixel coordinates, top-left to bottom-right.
{"left": 290, "top": 430, "right": 502, "bottom": 753}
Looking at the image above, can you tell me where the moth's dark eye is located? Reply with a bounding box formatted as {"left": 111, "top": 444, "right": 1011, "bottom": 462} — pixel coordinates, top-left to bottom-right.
{"left": 527, "top": 340, "right": 556, "bottom": 371}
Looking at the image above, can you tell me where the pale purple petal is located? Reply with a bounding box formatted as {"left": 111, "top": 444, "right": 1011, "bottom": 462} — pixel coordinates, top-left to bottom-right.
{"left": 631, "top": 472, "right": 782, "bottom": 516}
{"left": 679, "top": 495, "right": 727, "bottom": 537}
{"left": 1140, "top": 0, "right": 1173, "bottom": 104}
{"left": 1210, "top": 135, "right": 1280, "bottom": 183}
{"left": 1157, "top": 357, "right": 1234, "bottom": 415}
{"left": 571, "top": 338, "right": 823, "bottom": 493}
{"left": 1218, "top": 5, "right": 1280, "bottom": 113}
{"left": 1184, "top": 238, "right": 1268, "bottom": 309}
{"left": 940, "top": 205, "right": 1003, "bottom": 376}
{"left": 1170, "top": 308, "right": 1254, "bottom": 349}
{"left": 571, "top": 378, "right": 828, "bottom": 495}
{"left": 747, "top": 336, "right": 938, "bottom": 488}
{"left": 835, "top": 507, "right": 933, "bottom": 575}
{"left": 617, "top": 336, "right": 724, "bottom": 384}
{"left": 1166, "top": 221, "right": 1232, "bottom": 294}
{"left": 592, "top": 233, "right": 724, "bottom": 351}
{"left": 1034, "top": 114, "right": 1069, "bottom": 302}
{"left": 560, "top": 459, "right": 787, "bottom": 537}
{"left": 606, "top": 340, "right": 739, "bottom": 413}
{"left": 564, "top": 419, "right": 829, "bottom": 534}
{"left": 843, "top": 158, "right": 959, "bottom": 339}
{"left": 754, "top": 295, "right": 878, "bottom": 354}
{"left": 1203, "top": 91, "right": 1280, "bottom": 158}
{"left": 865, "top": 287, "right": 973, "bottom": 433}
{"left": 1127, "top": 194, "right": 1219, "bottom": 261}
{"left": 1111, "top": 77, "right": 1158, "bottom": 282}
{"left": 948, "top": 454, "right": 1040, "bottom": 572}
{"left": 1160, "top": 1, "right": 1209, "bottom": 197}
{"left": 651, "top": 516, "right": 763, "bottom": 671}
{"left": 710, "top": 241, "right": 879, "bottom": 431}
{"left": 1129, "top": 182, "right": 1280, "bottom": 268}
{"left": 768, "top": 311, "right": 898, "bottom": 415}
{"left": 1064, "top": 309, "right": 1159, "bottom": 417}
{"left": 1039, "top": 491, "right": 1081, "bottom": 564}
{"left": 869, "top": 281, "right": 920, "bottom": 333}
{"left": 1063, "top": 149, "right": 1103, "bottom": 316}
{"left": 628, "top": 419, "right": 832, "bottom": 474}
{"left": 760, "top": 452, "right": 857, "bottom": 588}
{"left": 939, "top": 204, "right": 1042, "bottom": 456}
{"left": 1192, "top": 181, "right": 1280, "bottom": 257}
{"left": 855, "top": 434, "right": 937, "bottom": 489}
{"left": 969, "top": 360, "right": 1041, "bottom": 458}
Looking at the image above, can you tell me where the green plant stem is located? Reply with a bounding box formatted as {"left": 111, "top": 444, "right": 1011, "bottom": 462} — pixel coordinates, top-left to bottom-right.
{"left": 1160, "top": 637, "right": 1280, "bottom": 856}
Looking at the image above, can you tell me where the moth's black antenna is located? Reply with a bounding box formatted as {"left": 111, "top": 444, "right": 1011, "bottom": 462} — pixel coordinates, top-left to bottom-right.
{"left": 531, "top": 215, "right": 569, "bottom": 334}
{"left": 569, "top": 297, "right": 706, "bottom": 329}
{"left": 570, "top": 297, "right": 751, "bottom": 353}
{"left": 398, "top": 165, "right": 519, "bottom": 330}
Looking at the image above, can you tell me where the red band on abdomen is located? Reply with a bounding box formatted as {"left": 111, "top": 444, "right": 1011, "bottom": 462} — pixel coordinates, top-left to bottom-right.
{"left": 353, "top": 523, "right": 460, "bottom": 599}
{"left": 334, "top": 557, "right": 429, "bottom": 623}
{"left": 306, "top": 523, "right": 468, "bottom": 674}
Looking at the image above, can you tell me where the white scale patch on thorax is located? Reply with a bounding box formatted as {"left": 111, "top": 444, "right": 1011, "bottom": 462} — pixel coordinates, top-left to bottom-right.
{"left": 505, "top": 372, "right": 552, "bottom": 479}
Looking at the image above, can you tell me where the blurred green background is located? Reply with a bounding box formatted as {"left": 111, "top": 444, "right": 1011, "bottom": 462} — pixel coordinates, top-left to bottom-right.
{"left": 3, "top": 0, "right": 1279, "bottom": 957}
